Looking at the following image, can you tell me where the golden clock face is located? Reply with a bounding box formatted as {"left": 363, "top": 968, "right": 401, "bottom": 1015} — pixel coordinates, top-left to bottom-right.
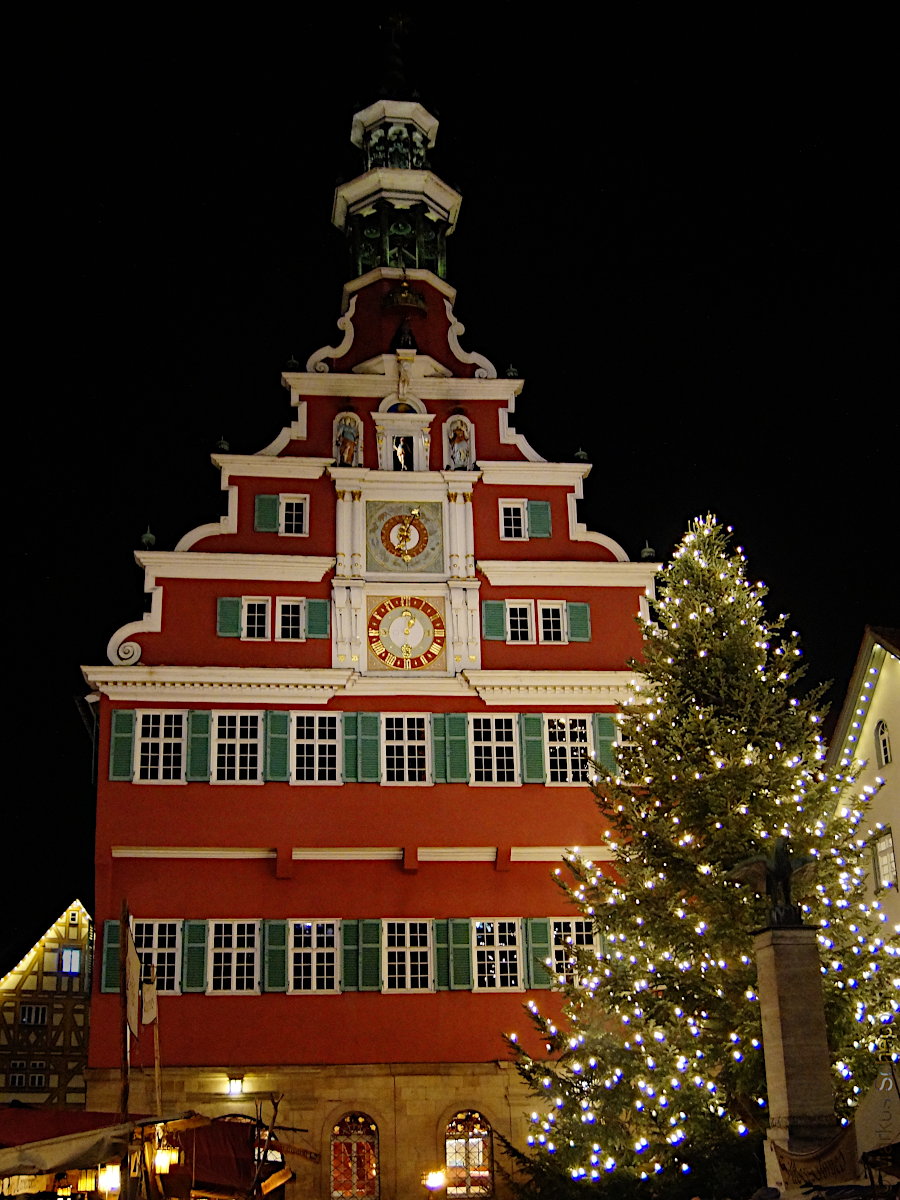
{"left": 367, "top": 596, "right": 446, "bottom": 670}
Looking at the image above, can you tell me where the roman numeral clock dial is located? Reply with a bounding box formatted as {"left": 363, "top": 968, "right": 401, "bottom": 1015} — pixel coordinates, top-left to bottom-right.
{"left": 367, "top": 596, "right": 446, "bottom": 670}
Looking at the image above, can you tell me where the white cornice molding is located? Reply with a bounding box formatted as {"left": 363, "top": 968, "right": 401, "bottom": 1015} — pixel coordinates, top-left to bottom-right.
{"left": 349, "top": 101, "right": 440, "bottom": 148}
{"left": 497, "top": 406, "right": 544, "bottom": 463}
{"left": 209, "top": 456, "right": 334, "bottom": 484}
{"left": 82, "top": 666, "right": 356, "bottom": 703}
{"left": 479, "top": 461, "right": 590, "bottom": 487}
{"left": 510, "top": 847, "right": 614, "bottom": 862}
{"left": 280, "top": 372, "right": 522, "bottom": 401}
{"left": 462, "top": 670, "right": 635, "bottom": 705}
{"left": 134, "top": 551, "right": 335, "bottom": 582}
{"left": 175, "top": 485, "right": 239, "bottom": 552}
{"left": 477, "top": 560, "right": 658, "bottom": 588}
{"left": 341, "top": 267, "right": 457, "bottom": 311}
{"left": 112, "top": 847, "right": 275, "bottom": 859}
{"left": 332, "top": 169, "right": 462, "bottom": 231}
{"left": 341, "top": 675, "right": 477, "bottom": 697}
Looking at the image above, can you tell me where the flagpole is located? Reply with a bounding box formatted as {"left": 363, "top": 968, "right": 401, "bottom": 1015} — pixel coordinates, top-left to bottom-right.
{"left": 119, "top": 899, "right": 130, "bottom": 1121}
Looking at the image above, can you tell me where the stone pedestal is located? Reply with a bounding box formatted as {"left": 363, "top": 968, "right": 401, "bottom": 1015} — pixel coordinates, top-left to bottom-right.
{"left": 753, "top": 927, "right": 840, "bottom": 1190}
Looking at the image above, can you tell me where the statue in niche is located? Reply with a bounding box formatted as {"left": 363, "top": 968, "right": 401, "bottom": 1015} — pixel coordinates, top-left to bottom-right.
{"left": 447, "top": 419, "right": 471, "bottom": 470}
{"left": 334, "top": 415, "right": 361, "bottom": 467}
{"left": 393, "top": 435, "right": 414, "bottom": 471}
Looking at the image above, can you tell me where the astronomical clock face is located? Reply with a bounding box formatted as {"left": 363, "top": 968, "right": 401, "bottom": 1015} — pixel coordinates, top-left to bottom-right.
{"left": 367, "top": 596, "right": 447, "bottom": 670}
{"left": 366, "top": 501, "right": 444, "bottom": 573}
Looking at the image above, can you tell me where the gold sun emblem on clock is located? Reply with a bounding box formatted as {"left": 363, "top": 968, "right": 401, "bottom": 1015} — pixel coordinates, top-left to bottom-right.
{"left": 367, "top": 596, "right": 446, "bottom": 669}
{"left": 380, "top": 508, "right": 429, "bottom": 563}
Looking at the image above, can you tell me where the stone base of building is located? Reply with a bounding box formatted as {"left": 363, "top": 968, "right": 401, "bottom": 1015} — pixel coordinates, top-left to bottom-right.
{"left": 86, "top": 1060, "right": 536, "bottom": 1200}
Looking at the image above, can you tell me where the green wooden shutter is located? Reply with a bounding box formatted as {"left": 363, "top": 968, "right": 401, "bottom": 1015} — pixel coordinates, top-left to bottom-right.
{"left": 265, "top": 711, "right": 290, "bottom": 781}
{"left": 431, "top": 715, "right": 447, "bottom": 784}
{"left": 186, "top": 711, "right": 211, "bottom": 781}
{"left": 109, "top": 710, "right": 135, "bottom": 781}
{"left": 519, "top": 713, "right": 546, "bottom": 783}
{"left": 482, "top": 600, "right": 506, "bottom": 640}
{"left": 358, "top": 713, "right": 381, "bottom": 783}
{"left": 592, "top": 713, "right": 617, "bottom": 773}
{"left": 449, "top": 919, "right": 473, "bottom": 990}
{"left": 181, "top": 920, "right": 208, "bottom": 992}
{"left": 445, "top": 714, "right": 469, "bottom": 782}
{"left": 216, "top": 597, "right": 242, "bottom": 637}
{"left": 305, "top": 599, "right": 331, "bottom": 639}
{"left": 254, "top": 494, "right": 280, "bottom": 532}
{"left": 525, "top": 918, "right": 553, "bottom": 989}
{"left": 342, "top": 920, "right": 360, "bottom": 990}
{"left": 359, "top": 919, "right": 382, "bottom": 991}
{"left": 527, "top": 500, "right": 552, "bottom": 538}
{"left": 567, "top": 601, "right": 592, "bottom": 642}
{"left": 100, "top": 920, "right": 120, "bottom": 993}
{"left": 263, "top": 920, "right": 288, "bottom": 992}
{"left": 343, "top": 714, "right": 359, "bottom": 782}
{"left": 433, "top": 919, "right": 450, "bottom": 990}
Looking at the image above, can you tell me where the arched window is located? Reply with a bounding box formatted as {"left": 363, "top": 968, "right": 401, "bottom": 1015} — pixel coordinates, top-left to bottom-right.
{"left": 445, "top": 1111, "right": 493, "bottom": 1197}
{"left": 331, "top": 1113, "right": 379, "bottom": 1199}
{"left": 875, "top": 720, "right": 892, "bottom": 768}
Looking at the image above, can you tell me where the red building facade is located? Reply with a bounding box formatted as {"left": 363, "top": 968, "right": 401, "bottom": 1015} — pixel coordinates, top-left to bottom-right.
{"left": 83, "top": 97, "right": 657, "bottom": 1200}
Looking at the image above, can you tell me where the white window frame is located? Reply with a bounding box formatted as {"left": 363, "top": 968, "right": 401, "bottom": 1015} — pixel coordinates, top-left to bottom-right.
{"left": 544, "top": 715, "right": 591, "bottom": 785}
{"left": 241, "top": 596, "right": 271, "bottom": 641}
{"left": 276, "top": 596, "right": 306, "bottom": 642}
{"left": 873, "top": 828, "right": 897, "bottom": 891}
{"left": 208, "top": 920, "right": 260, "bottom": 994}
{"left": 471, "top": 919, "right": 523, "bottom": 991}
{"left": 59, "top": 947, "right": 81, "bottom": 975}
{"left": 498, "top": 500, "right": 527, "bottom": 541}
{"left": 279, "top": 494, "right": 310, "bottom": 537}
{"left": 382, "top": 715, "right": 430, "bottom": 785}
{"left": 135, "top": 710, "right": 186, "bottom": 783}
{"left": 211, "top": 711, "right": 263, "bottom": 784}
{"left": 505, "top": 600, "right": 535, "bottom": 644}
{"left": 537, "top": 601, "right": 568, "bottom": 645}
{"left": 8, "top": 1061, "right": 26, "bottom": 1088}
{"left": 289, "top": 920, "right": 340, "bottom": 994}
{"left": 292, "top": 713, "right": 342, "bottom": 784}
{"left": 28, "top": 1061, "right": 47, "bottom": 1089}
{"left": 133, "top": 920, "right": 182, "bottom": 993}
{"left": 875, "top": 719, "right": 892, "bottom": 768}
{"left": 551, "top": 918, "right": 601, "bottom": 984}
{"left": 382, "top": 920, "right": 433, "bottom": 993}
{"left": 469, "top": 716, "right": 519, "bottom": 785}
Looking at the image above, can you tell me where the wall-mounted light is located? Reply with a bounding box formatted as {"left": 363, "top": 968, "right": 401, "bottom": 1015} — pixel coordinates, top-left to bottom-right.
{"left": 227, "top": 1075, "right": 244, "bottom": 1095}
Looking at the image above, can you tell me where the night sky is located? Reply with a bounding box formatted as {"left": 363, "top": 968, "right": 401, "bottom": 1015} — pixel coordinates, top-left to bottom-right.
{"left": 6, "top": 11, "right": 896, "bottom": 957}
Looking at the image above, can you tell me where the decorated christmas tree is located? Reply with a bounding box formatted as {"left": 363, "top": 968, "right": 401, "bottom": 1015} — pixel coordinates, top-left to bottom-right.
{"left": 508, "top": 516, "right": 898, "bottom": 1196}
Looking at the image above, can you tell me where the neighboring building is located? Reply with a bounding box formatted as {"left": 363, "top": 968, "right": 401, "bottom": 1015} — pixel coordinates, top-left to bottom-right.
{"left": 827, "top": 627, "right": 900, "bottom": 933}
{"left": 82, "top": 95, "right": 658, "bottom": 1199}
{"left": 0, "top": 901, "right": 92, "bottom": 1107}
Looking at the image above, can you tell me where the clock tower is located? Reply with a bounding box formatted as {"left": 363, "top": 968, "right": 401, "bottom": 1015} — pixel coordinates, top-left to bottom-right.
{"left": 83, "top": 88, "right": 658, "bottom": 1200}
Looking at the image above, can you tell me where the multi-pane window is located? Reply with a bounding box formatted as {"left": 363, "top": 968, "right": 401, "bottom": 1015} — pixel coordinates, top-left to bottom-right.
{"left": 8, "top": 1061, "right": 26, "bottom": 1088}
{"left": 874, "top": 829, "right": 897, "bottom": 890}
{"left": 552, "top": 919, "right": 600, "bottom": 983}
{"left": 212, "top": 713, "right": 261, "bottom": 782}
{"left": 136, "top": 712, "right": 185, "bottom": 781}
{"left": 133, "top": 921, "right": 181, "bottom": 992}
{"left": 242, "top": 598, "right": 270, "bottom": 639}
{"left": 471, "top": 717, "right": 517, "bottom": 783}
{"left": 538, "top": 602, "right": 566, "bottom": 643}
{"left": 281, "top": 495, "right": 309, "bottom": 536}
{"left": 19, "top": 1005, "right": 47, "bottom": 1026}
{"left": 293, "top": 714, "right": 341, "bottom": 782}
{"left": 875, "top": 720, "right": 892, "bottom": 768}
{"left": 28, "top": 1061, "right": 47, "bottom": 1088}
{"left": 383, "top": 921, "right": 431, "bottom": 991}
{"left": 383, "top": 716, "right": 428, "bottom": 783}
{"left": 545, "top": 716, "right": 590, "bottom": 783}
{"left": 210, "top": 922, "right": 258, "bottom": 992}
{"left": 499, "top": 502, "right": 526, "bottom": 540}
{"left": 59, "top": 947, "right": 81, "bottom": 974}
{"left": 331, "top": 1113, "right": 379, "bottom": 1199}
{"left": 276, "top": 598, "right": 306, "bottom": 641}
{"left": 472, "top": 920, "right": 521, "bottom": 990}
{"left": 291, "top": 921, "right": 338, "bottom": 992}
{"left": 446, "top": 1111, "right": 493, "bottom": 1197}
{"left": 506, "top": 602, "right": 533, "bottom": 643}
